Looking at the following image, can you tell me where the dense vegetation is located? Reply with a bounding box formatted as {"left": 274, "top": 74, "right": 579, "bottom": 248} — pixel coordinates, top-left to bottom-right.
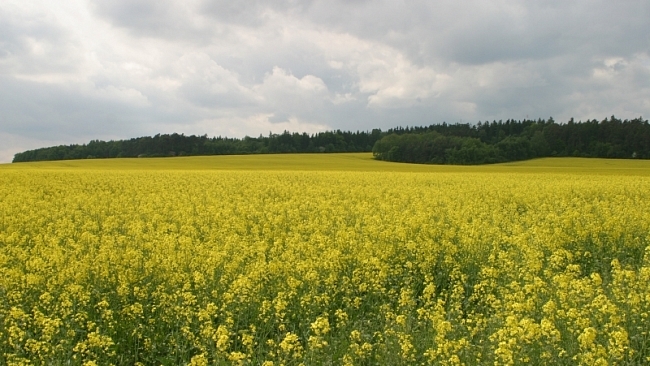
{"left": 373, "top": 116, "right": 650, "bottom": 164}
{"left": 2, "top": 160, "right": 650, "bottom": 364}
{"left": 12, "top": 116, "right": 650, "bottom": 164}
{"left": 12, "top": 130, "right": 383, "bottom": 162}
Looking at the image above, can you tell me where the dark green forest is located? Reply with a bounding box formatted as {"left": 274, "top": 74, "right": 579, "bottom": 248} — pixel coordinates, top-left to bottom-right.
{"left": 12, "top": 116, "right": 650, "bottom": 164}
{"left": 373, "top": 116, "right": 650, "bottom": 164}
{"left": 13, "top": 130, "right": 382, "bottom": 162}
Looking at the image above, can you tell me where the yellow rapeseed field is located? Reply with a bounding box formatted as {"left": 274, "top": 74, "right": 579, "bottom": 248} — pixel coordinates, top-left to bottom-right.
{"left": 1, "top": 153, "right": 650, "bottom": 365}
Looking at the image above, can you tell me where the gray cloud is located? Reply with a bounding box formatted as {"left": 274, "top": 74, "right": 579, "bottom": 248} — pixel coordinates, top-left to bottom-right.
{"left": 1, "top": 0, "right": 649, "bottom": 163}
{"left": 199, "top": 0, "right": 316, "bottom": 27}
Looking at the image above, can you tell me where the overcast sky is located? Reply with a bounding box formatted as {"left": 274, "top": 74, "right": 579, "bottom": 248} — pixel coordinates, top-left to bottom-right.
{"left": 1, "top": 0, "right": 649, "bottom": 162}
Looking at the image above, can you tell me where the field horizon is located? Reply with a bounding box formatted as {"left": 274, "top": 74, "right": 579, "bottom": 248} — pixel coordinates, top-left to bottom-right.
{"left": 3, "top": 153, "right": 650, "bottom": 175}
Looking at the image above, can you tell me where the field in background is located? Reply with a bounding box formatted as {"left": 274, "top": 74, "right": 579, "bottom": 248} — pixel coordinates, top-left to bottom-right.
{"left": 4, "top": 153, "right": 650, "bottom": 175}
{"left": 1, "top": 155, "right": 650, "bottom": 364}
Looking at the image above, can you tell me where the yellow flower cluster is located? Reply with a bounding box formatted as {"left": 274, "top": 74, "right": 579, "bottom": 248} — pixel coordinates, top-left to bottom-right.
{"left": 1, "top": 166, "right": 649, "bottom": 364}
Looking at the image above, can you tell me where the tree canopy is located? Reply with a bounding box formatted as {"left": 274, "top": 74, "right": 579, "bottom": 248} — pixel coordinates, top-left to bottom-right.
{"left": 12, "top": 130, "right": 381, "bottom": 163}
{"left": 372, "top": 116, "right": 650, "bottom": 164}
{"left": 13, "top": 116, "right": 650, "bottom": 164}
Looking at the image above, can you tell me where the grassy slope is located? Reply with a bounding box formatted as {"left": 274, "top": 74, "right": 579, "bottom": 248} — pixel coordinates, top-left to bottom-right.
{"left": 2, "top": 153, "right": 650, "bottom": 175}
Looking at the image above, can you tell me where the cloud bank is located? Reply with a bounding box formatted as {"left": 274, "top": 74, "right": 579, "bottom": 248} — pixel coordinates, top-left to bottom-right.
{"left": 1, "top": 0, "right": 649, "bottom": 162}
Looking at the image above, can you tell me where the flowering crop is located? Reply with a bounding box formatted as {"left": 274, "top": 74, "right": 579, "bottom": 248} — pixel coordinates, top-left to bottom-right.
{"left": 1, "top": 155, "right": 650, "bottom": 365}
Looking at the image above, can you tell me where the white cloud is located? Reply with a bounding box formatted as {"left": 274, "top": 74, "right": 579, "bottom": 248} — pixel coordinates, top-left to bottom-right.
{"left": 237, "top": 114, "right": 330, "bottom": 136}
{"left": 279, "top": 27, "right": 450, "bottom": 108}
{"left": 331, "top": 92, "right": 355, "bottom": 105}
{"left": 186, "top": 113, "right": 330, "bottom": 139}
{"left": 254, "top": 67, "right": 328, "bottom": 105}
{"left": 173, "top": 52, "right": 258, "bottom": 109}
{"left": 92, "top": 85, "right": 150, "bottom": 107}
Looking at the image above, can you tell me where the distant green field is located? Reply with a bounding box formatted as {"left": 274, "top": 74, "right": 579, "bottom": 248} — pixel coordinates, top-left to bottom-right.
{"left": 3, "top": 153, "right": 650, "bottom": 175}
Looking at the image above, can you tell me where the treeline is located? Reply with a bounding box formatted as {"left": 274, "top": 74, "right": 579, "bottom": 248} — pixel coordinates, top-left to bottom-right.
{"left": 13, "top": 116, "right": 650, "bottom": 164}
{"left": 12, "top": 130, "right": 383, "bottom": 163}
{"left": 373, "top": 116, "right": 650, "bottom": 164}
